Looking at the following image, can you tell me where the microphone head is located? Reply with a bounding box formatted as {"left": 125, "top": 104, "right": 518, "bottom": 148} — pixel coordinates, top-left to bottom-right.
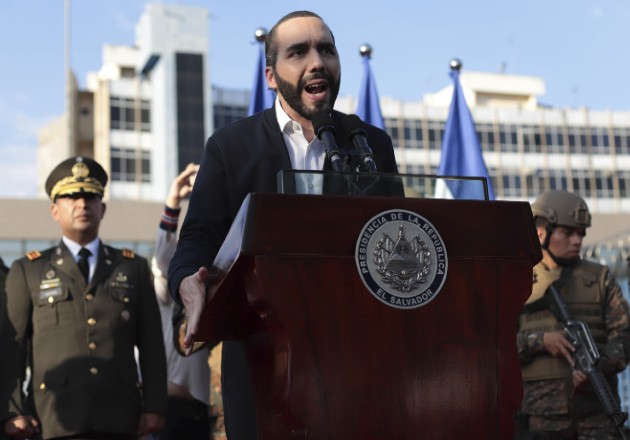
{"left": 311, "top": 111, "right": 336, "bottom": 138}
{"left": 343, "top": 114, "right": 367, "bottom": 139}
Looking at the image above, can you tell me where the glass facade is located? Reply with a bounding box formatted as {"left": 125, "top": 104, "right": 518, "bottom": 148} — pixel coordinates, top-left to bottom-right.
{"left": 0, "top": 240, "right": 155, "bottom": 268}
{"left": 386, "top": 116, "right": 630, "bottom": 204}
{"left": 176, "top": 52, "right": 206, "bottom": 172}
{"left": 213, "top": 103, "right": 248, "bottom": 130}
{"left": 110, "top": 97, "right": 150, "bottom": 132}
{"left": 111, "top": 147, "right": 151, "bottom": 183}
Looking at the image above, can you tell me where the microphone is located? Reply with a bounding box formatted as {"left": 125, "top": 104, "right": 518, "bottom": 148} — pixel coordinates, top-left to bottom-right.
{"left": 343, "top": 114, "right": 377, "bottom": 173}
{"left": 311, "top": 112, "right": 346, "bottom": 172}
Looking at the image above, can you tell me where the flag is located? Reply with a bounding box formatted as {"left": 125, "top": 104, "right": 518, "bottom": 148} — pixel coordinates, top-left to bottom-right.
{"left": 247, "top": 42, "right": 275, "bottom": 116}
{"left": 356, "top": 54, "right": 384, "bottom": 130}
{"left": 436, "top": 68, "right": 495, "bottom": 200}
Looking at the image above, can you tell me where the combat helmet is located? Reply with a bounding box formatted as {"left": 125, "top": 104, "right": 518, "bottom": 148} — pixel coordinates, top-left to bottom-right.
{"left": 532, "top": 190, "right": 591, "bottom": 265}
{"left": 531, "top": 190, "right": 591, "bottom": 229}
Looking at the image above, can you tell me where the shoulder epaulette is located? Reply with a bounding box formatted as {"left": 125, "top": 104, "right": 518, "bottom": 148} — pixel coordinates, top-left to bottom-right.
{"left": 25, "top": 250, "right": 42, "bottom": 261}
{"left": 122, "top": 248, "right": 135, "bottom": 259}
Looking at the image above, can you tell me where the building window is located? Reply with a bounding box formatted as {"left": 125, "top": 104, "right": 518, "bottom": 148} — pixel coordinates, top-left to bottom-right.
{"left": 402, "top": 119, "right": 422, "bottom": 149}
{"left": 619, "top": 171, "right": 630, "bottom": 198}
{"left": 572, "top": 169, "right": 592, "bottom": 196}
{"left": 614, "top": 128, "right": 630, "bottom": 155}
{"left": 427, "top": 121, "right": 444, "bottom": 150}
{"left": 0, "top": 239, "right": 58, "bottom": 267}
{"left": 545, "top": 126, "right": 564, "bottom": 154}
{"left": 477, "top": 123, "right": 494, "bottom": 152}
{"left": 548, "top": 168, "right": 567, "bottom": 191}
{"left": 213, "top": 104, "right": 247, "bottom": 130}
{"left": 176, "top": 52, "right": 206, "bottom": 172}
{"left": 111, "top": 147, "right": 151, "bottom": 183}
{"left": 526, "top": 170, "right": 546, "bottom": 198}
{"left": 594, "top": 170, "right": 615, "bottom": 198}
{"left": 120, "top": 67, "right": 136, "bottom": 79}
{"left": 591, "top": 127, "right": 610, "bottom": 154}
{"left": 567, "top": 127, "right": 588, "bottom": 154}
{"left": 501, "top": 173, "right": 522, "bottom": 198}
{"left": 110, "top": 97, "right": 150, "bottom": 132}
{"left": 499, "top": 124, "right": 518, "bottom": 153}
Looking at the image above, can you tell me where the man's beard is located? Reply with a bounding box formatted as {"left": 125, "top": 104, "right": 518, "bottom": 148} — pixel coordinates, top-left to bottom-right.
{"left": 273, "top": 70, "right": 340, "bottom": 120}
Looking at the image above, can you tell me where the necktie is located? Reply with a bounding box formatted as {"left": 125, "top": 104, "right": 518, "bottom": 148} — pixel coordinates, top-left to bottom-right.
{"left": 78, "top": 248, "right": 91, "bottom": 283}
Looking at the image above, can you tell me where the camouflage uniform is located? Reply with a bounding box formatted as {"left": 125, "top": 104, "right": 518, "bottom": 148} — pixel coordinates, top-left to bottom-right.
{"left": 517, "top": 260, "right": 630, "bottom": 439}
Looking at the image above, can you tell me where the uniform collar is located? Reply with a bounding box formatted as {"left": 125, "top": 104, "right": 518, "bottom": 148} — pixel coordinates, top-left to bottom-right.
{"left": 62, "top": 236, "right": 100, "bottom": 259}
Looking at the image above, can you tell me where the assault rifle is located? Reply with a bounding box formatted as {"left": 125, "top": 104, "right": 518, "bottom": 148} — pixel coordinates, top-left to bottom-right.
{"left": 546, "top": 281, "right": 628, "bottom": 438}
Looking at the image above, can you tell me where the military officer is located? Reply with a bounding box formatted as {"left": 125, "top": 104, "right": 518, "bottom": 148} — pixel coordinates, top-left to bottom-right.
{"left": 517, "top": 190, "right": 630, "bottom": 439}
{"left": 1, "top": 157, "right": 167, "bottom": 440}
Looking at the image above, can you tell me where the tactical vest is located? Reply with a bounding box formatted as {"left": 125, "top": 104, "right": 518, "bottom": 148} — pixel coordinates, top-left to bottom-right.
{"left": 520, "top": 260, "right": 608, "bottom": 381}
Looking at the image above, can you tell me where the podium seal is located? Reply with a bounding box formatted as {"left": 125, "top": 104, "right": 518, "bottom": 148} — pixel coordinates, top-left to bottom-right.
{"left": 355, "top": 209, "right": 448, "bottom": 309}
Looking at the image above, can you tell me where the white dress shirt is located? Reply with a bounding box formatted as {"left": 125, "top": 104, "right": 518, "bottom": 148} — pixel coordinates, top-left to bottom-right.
{"left": 62, "top": 236, "right": 99, "bottom": 282}
{"left": 275, "top": 99, "right": 325, "bottom": 194}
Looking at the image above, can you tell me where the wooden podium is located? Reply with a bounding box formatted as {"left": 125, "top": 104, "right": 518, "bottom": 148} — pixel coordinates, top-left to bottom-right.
{"left": 198, "top": 193, "right": 541, "bottom": 439}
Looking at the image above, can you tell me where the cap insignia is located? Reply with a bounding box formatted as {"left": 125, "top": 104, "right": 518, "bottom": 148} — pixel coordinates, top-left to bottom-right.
{"left": 72, "top": 162, "right": 90, "bottom": 180}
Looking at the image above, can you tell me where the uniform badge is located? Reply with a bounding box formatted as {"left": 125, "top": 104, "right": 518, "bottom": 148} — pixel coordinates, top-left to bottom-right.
{"left": 46, "top": 270, "right": 56, "bottom": 279}
{"left": 40, "top": 278, "right": 61, "bottom": 290}
{"left": 39, "top": 287, "right": 63, "bottom": 303}
{"left": 355, "top": 209, "right": 448, "bottom": 309}
{"left": 122, "top": 249, "right": 135, "bottom": 259}
{"left": 111, "top": 272, "right": 130, "bottom": 289}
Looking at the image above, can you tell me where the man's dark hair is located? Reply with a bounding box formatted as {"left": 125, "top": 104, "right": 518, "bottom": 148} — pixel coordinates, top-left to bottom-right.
{"left": 265, "top": 10, "right": 335, "bottom": 68}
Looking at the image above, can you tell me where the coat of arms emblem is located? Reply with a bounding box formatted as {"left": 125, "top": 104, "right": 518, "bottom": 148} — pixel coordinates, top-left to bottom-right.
{"left": 356, "top": 209, "right": 448, "bottom": 309}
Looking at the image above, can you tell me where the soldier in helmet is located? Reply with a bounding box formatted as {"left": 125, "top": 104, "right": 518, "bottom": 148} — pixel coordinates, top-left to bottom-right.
{"left": 516, "top": 190, "right": 630, "bottom": 439}
{"left": 0, "top": 157, "right": 167, "bottom": 440}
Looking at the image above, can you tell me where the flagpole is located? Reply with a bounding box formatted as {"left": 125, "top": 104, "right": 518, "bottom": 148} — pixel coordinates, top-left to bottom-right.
{"left": 65, "top": 0, "right": 75, "bottom": 156}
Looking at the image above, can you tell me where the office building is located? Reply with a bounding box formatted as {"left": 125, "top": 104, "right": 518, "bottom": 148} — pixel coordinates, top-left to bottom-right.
{"left": 3, "top": 0, "right": 630, "bottom": 418}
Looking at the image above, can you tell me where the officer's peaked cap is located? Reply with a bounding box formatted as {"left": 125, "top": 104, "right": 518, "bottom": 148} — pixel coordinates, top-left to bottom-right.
{"left": 45, "top": 156, "right": 108, "bottom": 201}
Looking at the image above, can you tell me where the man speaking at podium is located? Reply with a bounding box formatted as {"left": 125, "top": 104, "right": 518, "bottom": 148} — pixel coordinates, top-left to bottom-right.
{"left": 168, "top": 10, "right": 398, "bottom": 439}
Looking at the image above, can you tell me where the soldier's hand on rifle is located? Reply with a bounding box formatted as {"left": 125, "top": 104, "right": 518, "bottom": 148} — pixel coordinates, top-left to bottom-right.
{"left": 543, "top": 330, "right": 576, "bottom": 365}
{"left": 572, "top": 369, "right": 588, "bottom": 388}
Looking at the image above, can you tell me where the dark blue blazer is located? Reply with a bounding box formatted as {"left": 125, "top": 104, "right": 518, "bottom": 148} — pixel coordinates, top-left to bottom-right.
{"left": 167, "top": 106, "right": 398, "bottom": 439}
{"left": 168, "top": 107, "right": 398, "bottom": 299}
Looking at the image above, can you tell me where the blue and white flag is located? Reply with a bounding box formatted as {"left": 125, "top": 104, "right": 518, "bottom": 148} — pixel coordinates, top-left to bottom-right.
{"left": 356, "top": 55, "right": 384, "bottom": 130}
{"left": 436, "top": 69, "right": 495, "bottom": 200}
{"left": 248, "top": 43, "right": 275, "bottom": 116}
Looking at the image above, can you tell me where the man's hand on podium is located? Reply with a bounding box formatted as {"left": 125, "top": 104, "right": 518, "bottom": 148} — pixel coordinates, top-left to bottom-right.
{"left": 178, "top": 266, "right": 209, "bottom": 356}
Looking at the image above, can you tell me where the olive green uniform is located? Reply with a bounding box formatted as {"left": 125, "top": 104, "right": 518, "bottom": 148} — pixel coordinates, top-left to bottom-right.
{"left": 517, "top": 260, "right": 630, "bottom": 438}
{"left": 1, "top": 242, "right": 167, "bottom": 439}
